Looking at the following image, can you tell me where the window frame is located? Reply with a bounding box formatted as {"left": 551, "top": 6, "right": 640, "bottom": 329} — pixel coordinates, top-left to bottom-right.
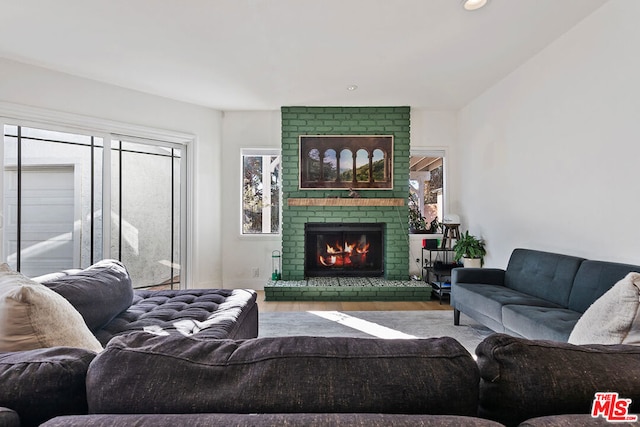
{"left": 409, "top": 148, "right": 448, "bottom": 225}
{"left": 0, "top": 102, "right": 194, "bottom": 287}
{"left": 240, "top": 148, "right": 282, "bottom": 237}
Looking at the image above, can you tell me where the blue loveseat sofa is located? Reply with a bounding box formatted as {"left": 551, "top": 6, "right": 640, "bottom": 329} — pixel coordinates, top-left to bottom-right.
{"left": 451, "top": 248, "right": 640, "bottom": 341}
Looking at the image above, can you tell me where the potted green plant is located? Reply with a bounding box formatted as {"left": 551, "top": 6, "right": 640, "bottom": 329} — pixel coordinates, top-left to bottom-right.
{"left": 429, "top": 217, "right": 441, "bottom": 233}
{"left": 452, "top": 231, "right": 487, "bottom": 267}
{"left": 408, "top": 192, "right": 428, "bottom": 233}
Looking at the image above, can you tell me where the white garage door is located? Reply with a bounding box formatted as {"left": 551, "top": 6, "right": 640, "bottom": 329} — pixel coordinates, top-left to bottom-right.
{"left": 4, "top": 165, "right": 79, "bottom": 277}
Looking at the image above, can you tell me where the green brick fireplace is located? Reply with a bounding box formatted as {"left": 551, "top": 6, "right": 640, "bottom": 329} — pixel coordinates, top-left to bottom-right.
{"left": 280, "top": 106, "right": 411, "bottom": 281}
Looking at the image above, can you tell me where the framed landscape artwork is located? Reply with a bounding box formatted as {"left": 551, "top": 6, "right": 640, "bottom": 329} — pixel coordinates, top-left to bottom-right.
{"left": 299, "top": 135, "right": 393, "bottom": 190}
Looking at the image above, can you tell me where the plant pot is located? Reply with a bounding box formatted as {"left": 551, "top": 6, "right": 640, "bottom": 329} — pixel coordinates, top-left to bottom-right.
{"left": 463, "top": 257, "right": 482, "bottom": 268}
{"left": 409, "top": 228, "right": 430, "bottom": 234}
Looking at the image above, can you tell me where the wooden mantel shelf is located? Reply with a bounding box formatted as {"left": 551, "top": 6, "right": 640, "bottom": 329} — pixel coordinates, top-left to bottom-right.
{"left": 287, "top": 198, "right": 405, "bottom": 207}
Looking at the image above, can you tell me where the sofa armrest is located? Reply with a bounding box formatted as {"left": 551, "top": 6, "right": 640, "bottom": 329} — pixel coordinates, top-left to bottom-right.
{"left": 0, "top": 347, "right": 97, "bottom": 427}
{"left": 452, "top": 267, "right": 505, "bottom": 286}
{"left": 0, "top": 407, "right": 20, "bottom": 427}
{"left": 477, "top": 334, "right": 640, "bottom": 426}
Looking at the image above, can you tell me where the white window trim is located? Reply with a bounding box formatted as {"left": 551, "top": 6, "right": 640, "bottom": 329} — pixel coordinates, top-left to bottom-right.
{"left": 0, "top": 101, "right": 195, "bottom": 288}
{"left": 409, "top": 147, "right": 449, "bottom": 219}
{"left": 240, "top": 148, "right": 282, "bottom": 238}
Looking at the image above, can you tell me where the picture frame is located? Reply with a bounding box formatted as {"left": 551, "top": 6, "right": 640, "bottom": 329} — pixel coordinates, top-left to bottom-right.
{"left": 299, "top": 135, "right": 394, "bottom": 190}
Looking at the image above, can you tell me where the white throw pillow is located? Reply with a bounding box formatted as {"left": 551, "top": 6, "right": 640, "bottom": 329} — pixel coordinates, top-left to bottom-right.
{"left": 569, "top": 272, "right": 640, "bottom": 345}
{"left": 0, "top": 264, "right": 103, "bottom": 352}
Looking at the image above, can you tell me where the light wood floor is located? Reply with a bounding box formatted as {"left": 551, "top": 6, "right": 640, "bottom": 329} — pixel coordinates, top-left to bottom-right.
{"left": 255, "top": 290, "right": 452, "bottom": 312}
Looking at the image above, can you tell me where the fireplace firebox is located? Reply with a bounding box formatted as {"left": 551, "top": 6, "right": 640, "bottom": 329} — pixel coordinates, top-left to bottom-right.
{"left": 305, "top": 223, "right": 384, "bottom": 277}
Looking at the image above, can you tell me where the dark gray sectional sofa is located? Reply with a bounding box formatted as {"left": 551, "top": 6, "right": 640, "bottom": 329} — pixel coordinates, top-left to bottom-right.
{"left": 451, "top": 248, "right": 640, "bottom": 341}
{"left": 0, "top": 260, "right": 258, "bottom": 426}
{"left": 5, "top": 333, "right": 640, "bottom": 427}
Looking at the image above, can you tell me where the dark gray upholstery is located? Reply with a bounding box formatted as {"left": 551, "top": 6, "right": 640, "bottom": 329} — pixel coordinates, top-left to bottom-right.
{"left": 501, "top": 305, "right": 581, "bottom": 341}
{"left": 33, "top": 260, "right": 259, "bottom": 346}
{"left": 453, "top": 283, "right": 562, "bottom": 324}
{"left": 0, "top": 408, "right": 19, "bottom": 427}
{"left": 1, "top": 261, "right": 259, "bottom": 426}
{"left": 518, "top": 414, "right": 639, "bottom": 426}
{"left": 477, "top": 334, "right": 640, "bottom": 427}
{"left": 451, "top": 248, "right": 640, "bottom": 341}
{"left": 567, "top": 260, "right": 640, "bottom": 312}
{"left": 87, "top": 333, "right": 481, "bottom": 417}
{"left": 42, "top": 414, "right": 506, "bottom": 426}
{"left": 38, "top": 259, "right": 133, "bottom": 331}
{"left": 94, "top": 288, "right": 258, "bottom": 345}
{"left": 0, "top": 347, "right": 97, "bottom": 427}
{"left": 503, "top": 249, "right": 584, "bottom": 306}
{"left": 15, "top": 330, "right": 640, "bottom": 426}
{"left": 452, "top": 267, "right": 506, "bottom": 286}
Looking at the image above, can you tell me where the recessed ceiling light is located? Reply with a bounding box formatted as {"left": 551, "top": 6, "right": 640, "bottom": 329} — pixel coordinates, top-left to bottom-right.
{"left": 347, "top": 85, "right": 358, "bottom": 91}
{"left": 463, "top": 0, "right": 487, "bottom": 11}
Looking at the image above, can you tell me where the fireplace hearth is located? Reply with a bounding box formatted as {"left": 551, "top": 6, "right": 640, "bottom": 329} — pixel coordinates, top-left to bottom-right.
{"left": 305, "top": 223, "right": 384, "bottom": 277}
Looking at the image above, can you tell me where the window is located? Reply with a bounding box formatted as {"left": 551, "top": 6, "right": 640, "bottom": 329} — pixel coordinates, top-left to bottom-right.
{"left": 241, "top": 149, "right": 281, "bottom": 235}
{"left": 409, "top": 152, "right": 445, "bottom": 230}
{"left": 110, "top": 138, "right": 184, "bottom": 289}
{"left": 3, "top": 125, "right": 103, "bottom": 276}
{"left": 3, "top": 124, "right": 187, "bottom": 289}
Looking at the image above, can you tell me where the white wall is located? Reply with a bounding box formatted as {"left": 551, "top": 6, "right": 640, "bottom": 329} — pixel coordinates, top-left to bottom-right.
{"left": 455, "top": 0, "right": 640, "bottom": 268}
{"left": 0, "top": 58, "right": 224, "bottom": 288}
{"left": 221, "top": 111, "right": 281, "bottom": 288}
{"left": 411, "top": 110, "right": 457, "bottom": 151}
{"left": 409, "top": 110, "right": 457, "bottom": 277}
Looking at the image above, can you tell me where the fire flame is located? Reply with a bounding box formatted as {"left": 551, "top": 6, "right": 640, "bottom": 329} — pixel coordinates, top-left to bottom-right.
{"left": 326, "top": 243, "right": 342, "bottom": 254}
{"left": 356, "top": 243, "right": 370, "bottom": 254}
{"left": 319, "top": 255, "right": 337, "bottom": 266}
{"left": 318, "top": 239, "right": 370, "bottom": 268}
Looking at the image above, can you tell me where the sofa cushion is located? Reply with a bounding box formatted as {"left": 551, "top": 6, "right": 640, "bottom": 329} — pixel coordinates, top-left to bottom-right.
{"left": 568, "top": 260, "right": 640, "bottom": 313}
{"left": 93, "top": 289, "right": 257, "bottom": 345}
{"left": 501, "top": 305, "right": 581, "bottom": 341}
{"left": 518, "top": 414, "right": 639, "bottom": 426}
{"left": 453, "top": 282, "right": 562, "bottom": 326}
{"left": 37, "top": 260, "right": 133, "bottom": 332}
{"left": 504, "top": 249, "right": 584, "bottom": 307}
{"left": 87, "top": 332, "right": 480, "bottom": 416}
{"left": 41, "top": 414, "right": 505, "bottom": 427}
{"left": 0, "top": 347, "right": 97, "bottom": 427}
{"left": 0, "top": 407, "right": 20, "bottom": 427}
{"left": 569, "top": 272, "right": 640, "bottom": 345}
{"left": 0, "top": 264, "right": 103, "bottom": 352}
{"left": 477, "top": 333, "right": 640, "bottom": 427}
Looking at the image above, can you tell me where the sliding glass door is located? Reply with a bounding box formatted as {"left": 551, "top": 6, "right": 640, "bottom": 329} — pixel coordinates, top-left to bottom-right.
{"left": 2, "top": 124, "right": 186, "bottom": 289}
{"left": 110, "top": 139, "right": 183, "bottom": 289}
{"left": 3, "top": 125, "right": 103, "bottom": 276}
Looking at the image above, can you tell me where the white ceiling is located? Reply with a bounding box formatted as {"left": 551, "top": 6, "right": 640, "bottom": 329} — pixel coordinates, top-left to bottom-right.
{"left": 0, "top": 0, "right": 608, "bottom": 111}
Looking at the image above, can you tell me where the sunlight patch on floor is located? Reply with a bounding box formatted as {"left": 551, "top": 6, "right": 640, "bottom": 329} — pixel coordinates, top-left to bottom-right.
{"left": 308, "top": 311, "right": 418, "bottom": 339}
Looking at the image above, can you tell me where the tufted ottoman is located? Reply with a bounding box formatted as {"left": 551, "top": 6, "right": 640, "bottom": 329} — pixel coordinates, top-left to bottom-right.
{"left": 94, "top": 288, "right": 258, "bottom": 345}
{"left": 35, "top": 260, "right": 259, "bottom": 346}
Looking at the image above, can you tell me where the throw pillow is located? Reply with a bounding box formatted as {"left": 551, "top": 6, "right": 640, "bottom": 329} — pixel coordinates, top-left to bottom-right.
{"left": 0, "top": 264, "right": 103, "bottom": 352}
{"left": 38, "top": 259, "right": 133, "bottom": 331}
{"left": 569, "top": 272, "right": 640, "bottom": 345}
